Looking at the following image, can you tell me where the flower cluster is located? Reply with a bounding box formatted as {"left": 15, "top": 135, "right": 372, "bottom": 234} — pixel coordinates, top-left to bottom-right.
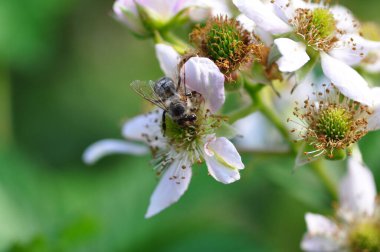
{"left": 84, "top": 1, "right": 380, "bottom": 240}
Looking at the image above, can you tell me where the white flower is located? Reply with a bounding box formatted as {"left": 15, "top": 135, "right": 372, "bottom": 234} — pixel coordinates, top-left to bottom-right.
{"left": 289, "top": 76, "right": 380, "bottom": 166}
{"left": 301, "top": 147, "right": 380, "bottom": 251}
{"left": 113, "top": 0, "right": 230, "bottom": 35}
{"left": 83, "top": 50, "right": 244, "bottom": 218}
{"left": 233, "top": 0, "right": 380, "bottom": 105}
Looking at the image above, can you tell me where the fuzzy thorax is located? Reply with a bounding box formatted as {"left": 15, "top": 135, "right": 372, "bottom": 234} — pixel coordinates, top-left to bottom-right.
{"left": 292, "top": 8, "right": 337, "bottom": 51}
{"left": 290, "top": 84, "right": 371, "bottom": 160}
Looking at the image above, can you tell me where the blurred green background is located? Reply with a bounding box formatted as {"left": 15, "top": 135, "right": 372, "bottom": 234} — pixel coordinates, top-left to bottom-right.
{"left": 0, "top": 0, "right": 379, "bottom": 251}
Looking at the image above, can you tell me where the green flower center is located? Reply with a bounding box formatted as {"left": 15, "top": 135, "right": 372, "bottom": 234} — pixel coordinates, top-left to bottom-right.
{"left": 293, "top": 8, "right": 337, "bottom": 51}
{"left": 206, "top": 21, "right": 242, "bottom": 62}
{"left": 350, "top": 222, "right": 380, "bottom": 252}
{"left": 316, "top": 107, "right": 353, "bottom": 141}
{"left": 164, "top": 105, "right": 223, "bottom": 152}
{"left": 311, "top": 8, "right": 336, "bottom": 40}
{"left": 190, "top": 16, "right": 256, "bottom": 78}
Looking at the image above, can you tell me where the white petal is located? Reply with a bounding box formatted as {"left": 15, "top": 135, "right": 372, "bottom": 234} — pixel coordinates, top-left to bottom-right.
{"left": 122, "top": 110, "right": 165, "bottom": 149}
{"left": 236, "top": 14, "right": 273, "bottom": 46}
{"left": 274, "top": 38, "right": 310, "bottom": 72}
{"left": 233, "top": 112, "right": 289, "bottom": 152}
{"left": 83, "top": 139, "right": 149, "bottom": 165}
{"left": 320, "top": 52, "right": 372, "bottom": 105}
{"left": 339, "top": 149, "right": 377, "bottom": 216}
{"left": 362, "top": 50, "right": 380, "bottom": 73}
{"left": 145, "top": 159, "right": 192, "bottom": 218}
{"left": 204, "top": 137, "right": 244, "bottom": 184}
{"left": 182, "top": 57, "right": 225, "bottom": 113}
{"left": 330, "top": 5, "right": 359, "bottom": 34}
{"left": 137, "top": 0, "right": 182, "bottom": 20}
{"left": 271, "top": 0, "right": 308, "bottom": 21}
{"left": 305, "top": 213, "right": 338, "bottom": 235}
{"left": 152, "top": 0, "right": 187, "bottom": 18}
{"left": 301, "top": 213, "right": 342, "bottom": 251}
{"left": 368, "top": 87, "right": 380, "bottom": 130}
{"left": 155, "top": 44, "right": 181, "bottom": 79}
{"left": 329, "top": 34, "right": 380, "bottom": 66}
{"left": 236, "top": 14, "right": 256, "bottom": 33}
{"left": 233, "top": 0, "right": 292, "bottom": 35}
{"left": 189, "top": 0, "right": 231, "bottom": 21}
{"left": 301, "top": 235, "right": 343, "bottom": 252}
{"left": 113, "top": 0, "right": 146, "bottom": 35}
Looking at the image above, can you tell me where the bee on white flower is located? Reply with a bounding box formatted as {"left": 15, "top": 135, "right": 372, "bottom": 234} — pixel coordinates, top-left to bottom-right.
{"left": 233, "top": 0, "right": 380, "bottom": 105}
{"left": 301, "top": 147, "right": 380, "bottom": 252}
{"left": 83, "top": 45, "right": 244, "bottom": 218}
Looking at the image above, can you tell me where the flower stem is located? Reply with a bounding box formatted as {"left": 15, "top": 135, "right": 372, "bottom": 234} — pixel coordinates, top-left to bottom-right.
{"left": 227, "top": 104, "right": 259, "bottom": 124}
{"left": 257, "top": 97, "right": 298, "bottom": 153}
{"left": 0, "top": 63, "right": 12, "bottom": 146}
{"left": 161, "top": 32, "right": 188, "bottom": 54}
{"left": 309, "top": 160, "right": 338, "bottom": 199}
{"left": 153, "top": 30, "right": 188, "bottom": 54}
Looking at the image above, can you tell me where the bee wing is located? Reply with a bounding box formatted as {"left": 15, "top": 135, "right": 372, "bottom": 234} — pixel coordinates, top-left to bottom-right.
{"left": 130, "top": 80, "right": 168, "bottom": 110}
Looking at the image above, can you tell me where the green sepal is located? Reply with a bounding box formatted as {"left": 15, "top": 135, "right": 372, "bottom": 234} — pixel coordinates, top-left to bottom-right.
{"left": 324, "top": 148, "right": 347, "bottom": 161}
{"left": 119, "top": 9, "right": 151, "bottom": 38}
{"left": 295, "top": 46, "right": 318, "bottom": 84}
{"left": 162, "top": 8, "right": 190, "bottom": 32}
{"left": 225, "top": 77, "right": 244, "bottom": 92}
{"left": 135, "top": 2, "right": 164, "bottom": 34}
{"left": 267, "top": 44, "right": 281, "bottom": 67}
{"left": 215, "top": 121, "right": 238, "bottom": 139}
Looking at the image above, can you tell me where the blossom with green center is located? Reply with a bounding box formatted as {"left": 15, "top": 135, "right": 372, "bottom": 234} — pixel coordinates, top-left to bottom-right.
{"left": 190, "top": 15, "right": 262, "bottom": 79}
{"left": 233, "top": 0, "right": 380, "bottom": 105}
{"left": 293, "top": 8, "right": 337, "bottom": 51}
{"left": 290, "top": 84, "right": 371, "bottom": 165}
{"left": 302, "top": 148, "right": 380, "bottom": 252}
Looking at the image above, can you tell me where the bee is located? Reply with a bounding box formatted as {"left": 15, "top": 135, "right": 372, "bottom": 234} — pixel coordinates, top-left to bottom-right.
{"left": 130, "top": 75, "right": 197, "bottom": 134}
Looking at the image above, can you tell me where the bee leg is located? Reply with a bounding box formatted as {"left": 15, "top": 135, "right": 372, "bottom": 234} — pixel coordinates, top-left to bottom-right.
{"left": 161, "top": 110, "right": 167, "bottom": 137}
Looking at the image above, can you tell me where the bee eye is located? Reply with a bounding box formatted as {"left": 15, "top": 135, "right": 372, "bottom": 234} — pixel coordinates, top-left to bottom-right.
{"left": 188, "top": 114, "right": 197, "bottom": 121}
